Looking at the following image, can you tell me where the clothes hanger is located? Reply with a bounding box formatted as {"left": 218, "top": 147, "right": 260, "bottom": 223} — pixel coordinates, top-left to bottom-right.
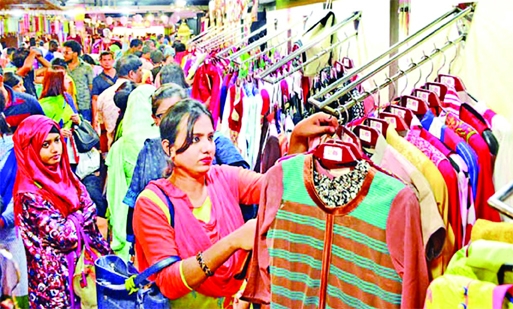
{"left": 334, "top": 105, "right": 362, "bottom": 152}
{"left": 392, "top": 66, "right": 430, "bottom": 117}
{"left": 378, "top": 112, "right": 410, "bottom": 131}
{"left": 434, "top": 40, "right": 467, "bottom": 92}
{"left": 312, "top": 138, "right": 362, "bottom": 170}
{"left": 383, "top": 78, "right": 415, "bottom": 126}
{"left": 352, "top": 124, "right": 380, "bottom": 149}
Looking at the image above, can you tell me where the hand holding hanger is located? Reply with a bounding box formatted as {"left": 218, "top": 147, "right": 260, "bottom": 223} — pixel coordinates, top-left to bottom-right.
{"left": 288, "top": 112, "right": 338, "bottom": 155}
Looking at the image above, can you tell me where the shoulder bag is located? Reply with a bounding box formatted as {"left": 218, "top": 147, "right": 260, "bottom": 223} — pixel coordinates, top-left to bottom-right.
{"left": 72, "top": 116, "right": 100, "bottom": 153}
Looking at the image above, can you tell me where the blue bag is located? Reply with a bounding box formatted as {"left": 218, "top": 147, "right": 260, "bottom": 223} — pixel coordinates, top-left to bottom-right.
{"left": 96, "top": 184, "right": 179, "bottom": 308}
{"left": 95, "top": 255, "right": 180, "bottom": 309}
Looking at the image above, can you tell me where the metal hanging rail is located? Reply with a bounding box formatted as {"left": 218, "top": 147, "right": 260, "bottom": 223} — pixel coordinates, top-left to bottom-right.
{"left": 270, "top": 32, "right": 358, "bottom": 85}
{"left": 197, "top": 23, "right": 245, "bottom": 51}
{"left": 340, "top": 35, "right": 465, "bottom": 115}
{"left": 488, "top": 182, "right": 513, "bottom": 220}
{"left": 308, "top": 3, "right": 475, "bottom": 110}
{"left": 217, "top": 24, "right": 269, "bottom": 57}
{"left": 257, "top": 11, "right": 362, "bottom": 82}
{"left": 228, "top": 14, "right": 311, "bottom": 63}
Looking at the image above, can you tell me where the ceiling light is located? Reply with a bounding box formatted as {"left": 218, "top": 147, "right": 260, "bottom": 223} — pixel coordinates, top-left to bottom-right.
{"left": 176, "top": 0, "right": 186, "bottom": 8}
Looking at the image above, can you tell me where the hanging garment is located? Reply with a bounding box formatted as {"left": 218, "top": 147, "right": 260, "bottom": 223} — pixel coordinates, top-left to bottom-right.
{"left": 405, "top": 129, "right": 462, "bottom": 251}
{"left": 242, "top": 154, "right": 429, "bottom": 309}
{"left": 370, "top": 133, "right": 445, "bottom": 264}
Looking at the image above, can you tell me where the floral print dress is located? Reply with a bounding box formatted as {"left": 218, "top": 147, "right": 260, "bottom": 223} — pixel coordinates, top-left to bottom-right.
{"left": 16, "top": 183, "right": 111, "bottom": 309}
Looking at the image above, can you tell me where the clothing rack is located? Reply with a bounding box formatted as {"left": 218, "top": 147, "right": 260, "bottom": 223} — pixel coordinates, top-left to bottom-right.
{"left": 227, "top": 14, "right": 311, "bottom": 63}
{"left": 271, "top": 32, "right": 358, "bottom": 85}
{"left": 257, "top": 11, "right": 362, "bottom": 83}
{"left": 488, "top": 182, "right": 513, "bottom": 220}
{"left": 197, "top": 23, "right": 247, "bottom": 51}
{"left": 308, "top": 2, "right": 476, "bottom": 114}
{"left": 216, "top": 24, "right": 268, "bottom": 58}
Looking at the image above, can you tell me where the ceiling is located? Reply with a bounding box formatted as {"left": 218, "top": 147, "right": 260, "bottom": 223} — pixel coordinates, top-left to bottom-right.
{"left": 0, "top": 0, "right": 62, "bottom": 10}
{"left": 61, "top": 0, "right": 210, "bottom": 7}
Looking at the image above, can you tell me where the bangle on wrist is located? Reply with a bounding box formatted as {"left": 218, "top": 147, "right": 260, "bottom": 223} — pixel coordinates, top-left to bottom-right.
{"left": 196, "top": 251, "right": 214, "bottom": 277}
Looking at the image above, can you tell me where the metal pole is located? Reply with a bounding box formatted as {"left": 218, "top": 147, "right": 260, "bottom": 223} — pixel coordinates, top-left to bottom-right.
{"left": 310, "top": 5, "right": 473, "bottom": 109}
{"left": 309, "top": 5, "right": 473, "bottom": 105}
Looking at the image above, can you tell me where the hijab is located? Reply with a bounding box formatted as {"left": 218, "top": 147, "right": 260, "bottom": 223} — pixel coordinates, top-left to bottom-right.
{"left": 13, "top": 115, "right": 81, "bottom": 225}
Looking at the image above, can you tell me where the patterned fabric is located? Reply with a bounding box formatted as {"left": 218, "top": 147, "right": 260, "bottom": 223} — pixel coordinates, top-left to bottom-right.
{"left": 405, "top": 130, "right": 446, "bottom": 166}
{"left": 67, "top": 59, "right": 94, "bottom": 111}
{"left": 445, "top": 112, "right": 477, "bottom": 143}
{"left": 313, "top": 160, "right": 370, "bottom": 207}
{"left": 16, "top": 184, "right": 110, "bottom": 309}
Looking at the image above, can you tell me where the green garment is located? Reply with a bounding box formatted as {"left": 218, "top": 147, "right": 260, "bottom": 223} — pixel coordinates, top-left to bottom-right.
{"left": 106, "top": 84, "right": 159, "bottom": 260}
{"left": 39, "top": 95, "right": 75, "bottom": 129}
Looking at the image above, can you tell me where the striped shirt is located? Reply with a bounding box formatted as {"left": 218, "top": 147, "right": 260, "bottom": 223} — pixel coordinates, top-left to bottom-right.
{"left": 243, "top": 154, "right": 429, "bottom": 309}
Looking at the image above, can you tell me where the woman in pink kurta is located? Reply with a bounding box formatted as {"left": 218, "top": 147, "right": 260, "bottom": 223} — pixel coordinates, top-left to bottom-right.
{"left": 133, "top": 99, "right": 337, "bottom": 308}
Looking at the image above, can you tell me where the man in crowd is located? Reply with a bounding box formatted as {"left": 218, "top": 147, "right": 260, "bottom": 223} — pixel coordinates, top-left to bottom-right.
{"left": 139, "top": 46, "right": 154, "bottom": 71}
{"left": 124, "top": 39, "right": 143, "bottom": 56}
{"left": 44, "top": 40, "right": 62, "bottom": 63}
{"left": 96, "top": 55, "right": 142, "bottom": 150}
{"left": 91, "top": 51, "right": 118, "bottom": 130}
{"left": 63, "top": 40, "right": 94, "bottom": 122}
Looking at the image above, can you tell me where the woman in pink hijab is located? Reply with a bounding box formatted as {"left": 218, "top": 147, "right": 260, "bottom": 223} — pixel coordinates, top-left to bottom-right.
{"left": 13, "top": 115, "right": 110, "bottom": 308}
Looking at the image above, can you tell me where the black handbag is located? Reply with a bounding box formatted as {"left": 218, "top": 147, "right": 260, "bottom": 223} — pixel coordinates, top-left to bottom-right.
{"left": 72, "top": 117, "right": 100, "bottom": 153}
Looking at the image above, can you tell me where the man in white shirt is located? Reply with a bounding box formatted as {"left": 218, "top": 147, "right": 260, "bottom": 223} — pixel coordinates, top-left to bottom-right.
{"left": 96, "top": 55, "right": 143, "bottom": 150}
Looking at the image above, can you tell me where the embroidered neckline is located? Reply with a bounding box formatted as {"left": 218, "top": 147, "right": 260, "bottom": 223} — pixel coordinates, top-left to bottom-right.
{"left": 313, "top": 160, "right": 370, "bottom": 208}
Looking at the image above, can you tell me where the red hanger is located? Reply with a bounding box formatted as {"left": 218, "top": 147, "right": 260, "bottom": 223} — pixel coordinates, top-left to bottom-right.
{"left": 386, "top": 105, "right": 415, "bottom": 127}
{"left": 411, "top": 88, "right": 443, "bottom": 115}
{"left": 336, "top": 126, "right": 362, "bottom": 152}
{"left": 398, "top": 95, "right": 430, "bottom": 116}
{"left": 342, "top": 57, "right": 354, "bottom": 70}
{"left": 378, "top": 112, "right": 410, "bottom": 131}
{"left": 423, "top": 82, "right": 448, "bottom": 101}
{"left": 364, "top": 117, "right": 389, "bottom": 137}
{"left": 353, "top": 124, "right": 380, "bottom": 149}
{"left": 313, "top": 139, "right": 362, "bottom": 170}
{"left": 436, "top": 74, "right": 466, "bottom": 91}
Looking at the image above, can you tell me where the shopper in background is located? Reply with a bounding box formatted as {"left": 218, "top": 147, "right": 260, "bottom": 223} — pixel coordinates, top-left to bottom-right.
{"left": 96, "top": 55, "right": 142, "bottom": 150}
{"left": 13, "top": 115, "right": 111, "bottom": 308}
{"left": 0, "top": 70, "right": 29, "bottom": 309}
{"left": 63, "top": 40, "right": 94, "bottom": 122}
{"left": 81, "top": 54, "right": 103, "bottom": 77}
{"left": 44, "top": 40, "right": 63, "bottom": 63}
{"left": 3, "top": 72, "right": 26, "bottom": 93}
{"left": 106, "top": 83, "right": 157, "bottom": 259}
{"left": 140, "top": 46, "right": 154, "bottom": 71}
{"left": 38, "top": 69, "right": 79, "bottom": 130}
{"left": 91, "top": 51, "right": 118, "bottom": 129}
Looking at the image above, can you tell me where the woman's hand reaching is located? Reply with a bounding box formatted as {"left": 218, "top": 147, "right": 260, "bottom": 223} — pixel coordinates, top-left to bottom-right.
{"left": 230, "top": 219, "right": 257, "bottom": 251}
{"left": 70, "top": 114, "right": 81, "bottom": 125}
{"left": 288, "top": 112, "right": 338, "bottom": 155}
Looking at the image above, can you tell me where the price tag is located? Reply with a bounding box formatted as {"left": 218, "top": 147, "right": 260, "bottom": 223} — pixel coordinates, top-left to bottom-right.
{"left": 384, "top": 116, "right": 397, "bottom": 129}
{"left": 429, "top": 85, "right": 441, "bottom": 97}
{"left": 344, "top": 58, "right": 350, "bottom": 67}
{"left": 406, "top": 98, "right": 419, "bottom": 111}
{"left": 370, "top": 120, "right": 383, "bottom": 133}
{"left": 391, "top": 107, "right": 406, "bottom": 118}
{"left": 440, "top": 76, "right": 455, "bottom": 88}
{"left": 417, "top": 91, "right": 429, "bottom": 101}
{"left": 342, "top": 133, "right": 353, "bottom": 144}
{"left": 359, "top": 129, "right": 371, "bottom": 143}
{"left": 323, "top": 145, "right": 343, "bottom": 161}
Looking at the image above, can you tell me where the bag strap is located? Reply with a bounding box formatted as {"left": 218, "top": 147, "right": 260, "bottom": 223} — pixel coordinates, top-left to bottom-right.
{"left": 127, "top": 183, "right": 175, "bottom": 263}
{"left": 133, "top": 255, "right": 181, "bottom": 286}
{"left": 493, "top": 284, "right": 513, "bottom": 309}
{"left": 100, "top": 73, "right": 115, "bottom": 87}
